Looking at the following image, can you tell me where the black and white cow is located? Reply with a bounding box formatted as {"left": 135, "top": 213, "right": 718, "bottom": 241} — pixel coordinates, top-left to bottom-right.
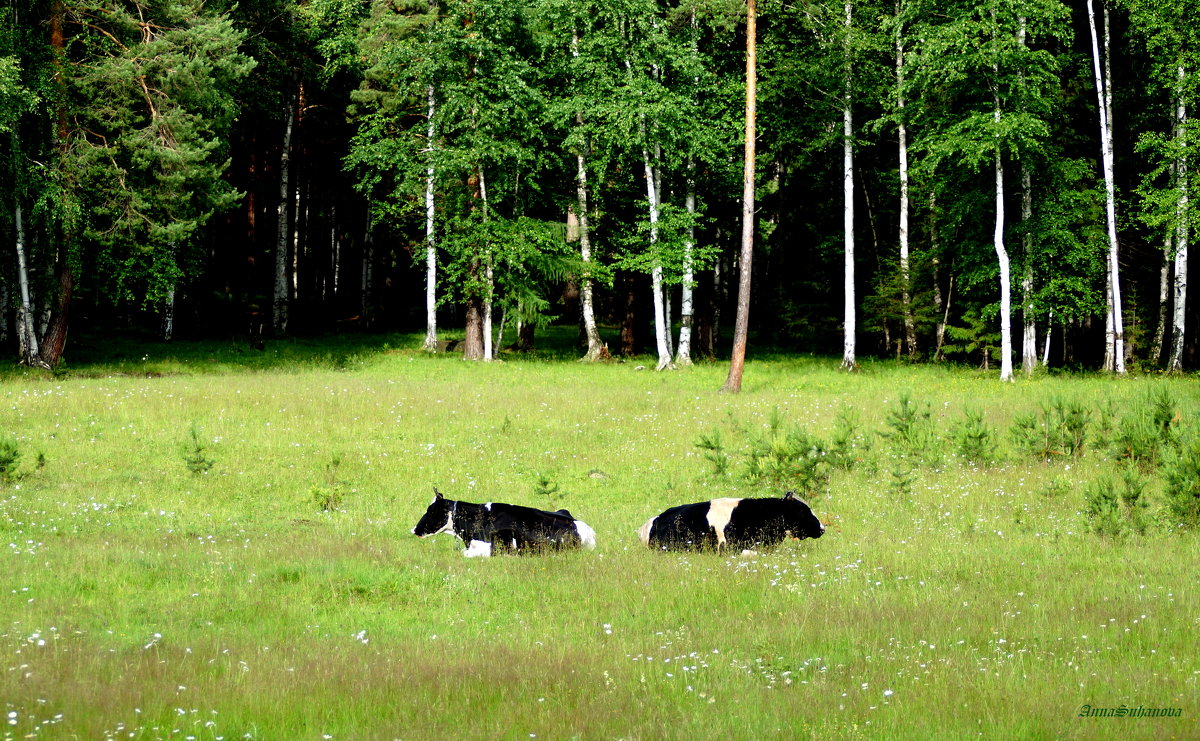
{"left": 638, "top": 491, "right": 825, "bottom": 551}
{"left": 412, "top": 488, "right": 597, "bottom": 557}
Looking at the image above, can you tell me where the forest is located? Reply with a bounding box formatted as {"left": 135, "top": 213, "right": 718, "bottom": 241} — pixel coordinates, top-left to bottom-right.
{"left": 1, "top": 0, "right": 1197, "bottom": 376}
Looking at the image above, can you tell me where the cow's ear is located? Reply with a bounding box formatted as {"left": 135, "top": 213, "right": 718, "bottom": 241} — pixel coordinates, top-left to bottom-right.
{"left": 783, "top": 490, "right": 798, "bottom": 500}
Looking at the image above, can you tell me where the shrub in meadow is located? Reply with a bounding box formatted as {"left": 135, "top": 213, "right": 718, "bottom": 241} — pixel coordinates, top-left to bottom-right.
{"left": 1161, "top": 437, "right": 1200, "bottom": 528}
{"left": 880, "top": 392, "right": 939, "bottom": 466}
{"left": 1084, "top": 469, "right": 1151, "bottom": 536}
{"left": 826, "top": 404, "right": 874, "bottom": 472}
{"left": 311, "top": 454, "right": 347, "bottom": 512}
{"left": 182, "top": 424, "right": 215, "bottom": 475}
{"left": 1010, "top": 399, "right": 1090, "bottom": 461}
{"left": 0, "top": 437, "right": 20, "bottom": 481}
{"left": 694, "top": 408, "right": 831, "bottom": 498}
{"left": 949, "top": 407, "right": 997, "bottom": 467}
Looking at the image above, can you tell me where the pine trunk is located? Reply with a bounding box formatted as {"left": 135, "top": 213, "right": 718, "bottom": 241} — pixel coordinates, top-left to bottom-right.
{"left": 721, "top": 0, "right": 756, "bottom": 393}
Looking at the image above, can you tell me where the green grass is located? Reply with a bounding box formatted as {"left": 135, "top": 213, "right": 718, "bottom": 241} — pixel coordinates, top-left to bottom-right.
{"left": 1, "top": 333, "right": 1198, "bottom": 739}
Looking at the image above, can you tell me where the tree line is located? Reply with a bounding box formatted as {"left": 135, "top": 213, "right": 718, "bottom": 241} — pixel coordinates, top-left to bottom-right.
{"left": 1, "top": 0, "right": 1196, "bottom": 375}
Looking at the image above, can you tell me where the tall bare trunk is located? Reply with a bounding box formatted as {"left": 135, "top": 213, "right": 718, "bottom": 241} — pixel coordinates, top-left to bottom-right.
{"left": 576, "top": 151, "right": 603, "bottom": 360}
{"left": 721, "top": 0, "right": 756, "bottom": 393}
{"left": 1021, "top": 165, "right": 1037, "bottom": 374}
{"left": 993, "top": 35, "right": 1013, "bottom": 383}
{"left": 675, "top": 159, "right": 696, "bottom": 366}
{"left": 840, "top": 0, "right": 856, "bottom": 371}
{"left": 895, "top": 0, "right": 916, "bottom": 358}
{"left": 424, "top": 84, "right": 438, "bottom": 351}
{"left": 1168, "top": 73, "right": 1189, "bottom": 372}
{"left": 1088, "top": 0, "right": 1125, "bottom": 373}
{"left": 13, "top": 201, "right": 44, "bottom": 367}
{"left": 273, "top": 93, "right": 295, "bottom": 335}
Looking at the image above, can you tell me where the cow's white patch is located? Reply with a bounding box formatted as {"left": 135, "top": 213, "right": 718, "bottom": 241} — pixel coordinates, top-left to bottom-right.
{"left": 705, "top": 498, "right": 741, "bottom": 548}
{"left": 637, "top": 516, "right": 656, "bottom": 546}
{"left": 484, "top": 502, "right": 493, "bottom": 511}
{"left": 464, "top": 540, "right": 493, "bottom": 558}
{"left": 574, "top": 520, "right": 597, "bottom": 550}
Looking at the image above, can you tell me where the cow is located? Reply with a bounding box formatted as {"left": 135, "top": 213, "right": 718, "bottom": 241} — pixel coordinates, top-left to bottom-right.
{"left": 412, "top": 488, "right": 597, "bottom": 557}
{"left": 638, "top": 491, "right": 825, "bottom": 551}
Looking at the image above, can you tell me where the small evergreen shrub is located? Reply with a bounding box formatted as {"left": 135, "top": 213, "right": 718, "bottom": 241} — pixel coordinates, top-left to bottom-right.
{"left": 311, "top": 454, "right": 347, "bottom": 512}
{"left": 1084, "top": 470, "right": 1151, "bottom": 536}
{"left": 0, "top": 437, "right": 21, "bottom": 481}
{"left": 694, "top": 408, "right": 830, "bottom": 499}
{"left": 1162, "top": 438, "right": 1200, "bottom": 528}
{"left": 827, "top": 405, "right": 873, "bottom": 471}
{"left": 182, "top": 425, "right": 215, "bottom": 475}
{"left": 880, "top": 392, "right": 938, "bottom": 466}
{"left": 1010, "top": 399, "right": 1090, "bottom": 461}
{"left": 950, "top": 407, "right": 996, "bottom": 467}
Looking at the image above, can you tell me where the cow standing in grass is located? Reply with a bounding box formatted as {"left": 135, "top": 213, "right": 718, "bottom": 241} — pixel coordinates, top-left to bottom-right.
{"left": 412, "top": 488, "right": 597, "bottom": 557}
{"left": 639, "top": 491, "right": 825, "bottom": 551}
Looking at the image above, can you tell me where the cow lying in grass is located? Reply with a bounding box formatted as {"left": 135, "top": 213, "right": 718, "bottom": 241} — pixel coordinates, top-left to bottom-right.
{"left": 638, "top": 491, "right": 825, "bottom": 552}
{"left": 412, "top": 488, "right": 597, "bottom": 557}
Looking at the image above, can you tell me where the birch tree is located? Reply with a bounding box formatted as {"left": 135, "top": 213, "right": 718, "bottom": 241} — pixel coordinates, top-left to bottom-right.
{"left": 1126, "top": 0, "right": 1197, "bottom": 373}
{"left": 906, "top": 0, "right": 1068, "bottom": 381}
{"left": 1086, "top": 0, "right": 1125, "bottom": 373}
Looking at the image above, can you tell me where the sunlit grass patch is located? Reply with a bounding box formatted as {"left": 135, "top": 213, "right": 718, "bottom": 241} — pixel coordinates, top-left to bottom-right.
{"left": 1, "top": 347, "right": 1197, "bottom": 738}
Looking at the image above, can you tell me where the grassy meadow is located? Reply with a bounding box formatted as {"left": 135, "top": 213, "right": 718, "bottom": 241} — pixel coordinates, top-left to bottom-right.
{"left": 1, "top": 332, "right": 1198, "bottom": 739}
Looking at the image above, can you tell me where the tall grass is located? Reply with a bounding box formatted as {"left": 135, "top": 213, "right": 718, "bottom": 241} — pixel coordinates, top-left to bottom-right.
{"left": 1, "top": 336, "right": 1197, "bottom": 739}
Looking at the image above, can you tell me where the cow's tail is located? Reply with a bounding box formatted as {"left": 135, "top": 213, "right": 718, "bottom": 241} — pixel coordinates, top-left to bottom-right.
{"left": 573, "top": 520, "right": 597, "bottom": 550}
{"left": 637, "top": 516, "right": 656, "bottom": 547}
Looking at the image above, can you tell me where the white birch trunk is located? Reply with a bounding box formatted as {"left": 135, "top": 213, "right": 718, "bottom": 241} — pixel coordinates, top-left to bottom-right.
{"left": 273, "top": 95, "right": 294, "bottom": 335}
{"left": 13, "top": 200, "right": 43, "bottom": 367}
{"left": 625, "top": 52, "right": 671, "bottom": 371}
{"left": 993, "top": 43, "right": 1014, "bottom": 382}
{"left": 840, "top": 0, "right": 856, "bottom": 370}
{"left": 675, "top": 159, "right": 696, "bottom": 366}
{"left": 896, "top": 0, "right": 915, "bottom": 357}
{"left": 1088, "top": 0, "right": 1125, "bottom": 373}
{"left": 480, "top": 167, "right": 494, "bottom": 361}
{"left": 1168, "top": 73, "right": 1189, "bottom": 372}
{"left": 1021, "top": 165, "right": 1037, "bottom": 374}
{"left": 576, "top": 151, "right": 603, "bottom": 360}
{"left": 161, "top": 286, "right": 175, "bottom": 342}
{"left": 1018, "top": 19, "right": 1037, "bottom": 375}
{"left": 424, "top": 84, "right": 438, "bottom": 352}
{"left": 643, "top": 148, "right": 671, "bottom": 370}
{"left": 571, "top": 33, "right": 604, "bottom": 361}
{"left": 1043, "top": 311, "right": 1053, "bottom": 366}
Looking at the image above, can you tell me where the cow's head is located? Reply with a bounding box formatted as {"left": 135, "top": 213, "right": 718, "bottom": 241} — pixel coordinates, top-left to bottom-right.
{"left": 782, "top": 491, "right": 825, "bottom": 539}
{"left": 412, "top": 488, "right": 456, "bottom": 537}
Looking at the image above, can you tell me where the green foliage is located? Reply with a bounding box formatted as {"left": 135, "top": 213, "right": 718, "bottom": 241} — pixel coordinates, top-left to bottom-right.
{"left": 879, "top": 392, "right": 938, "bottom": 466}
{"left": 1084, "top": 470, "right": 1151, "bottom": 537}
{"left": 0, "top": 437, "right": 20, "bottom": 481}
{"left": 695, "top": 408, "right": 830, "bottom": 498}
{"left": 1009, "top": 399, "right": 1090, "bottom": 462}
{"left": 942, "top": 308, "right": 1001, "bottom": 369}
{"left": 311, "top": 454, "right": 348, "bottom": 513}
{"left": 533, "top": 471, "right": 563, "bottom": 503}
{"left": 826, "top": 405, "right": 873, "bottom": 472}
{"left": 182, "top": 424, "right": 215, "bottom": 475}
{"left": 949, "top": 407, "right": 997, "bottom": 467}
{"left": 1162, "top": 437, "right": 1200, "bottom": 528}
